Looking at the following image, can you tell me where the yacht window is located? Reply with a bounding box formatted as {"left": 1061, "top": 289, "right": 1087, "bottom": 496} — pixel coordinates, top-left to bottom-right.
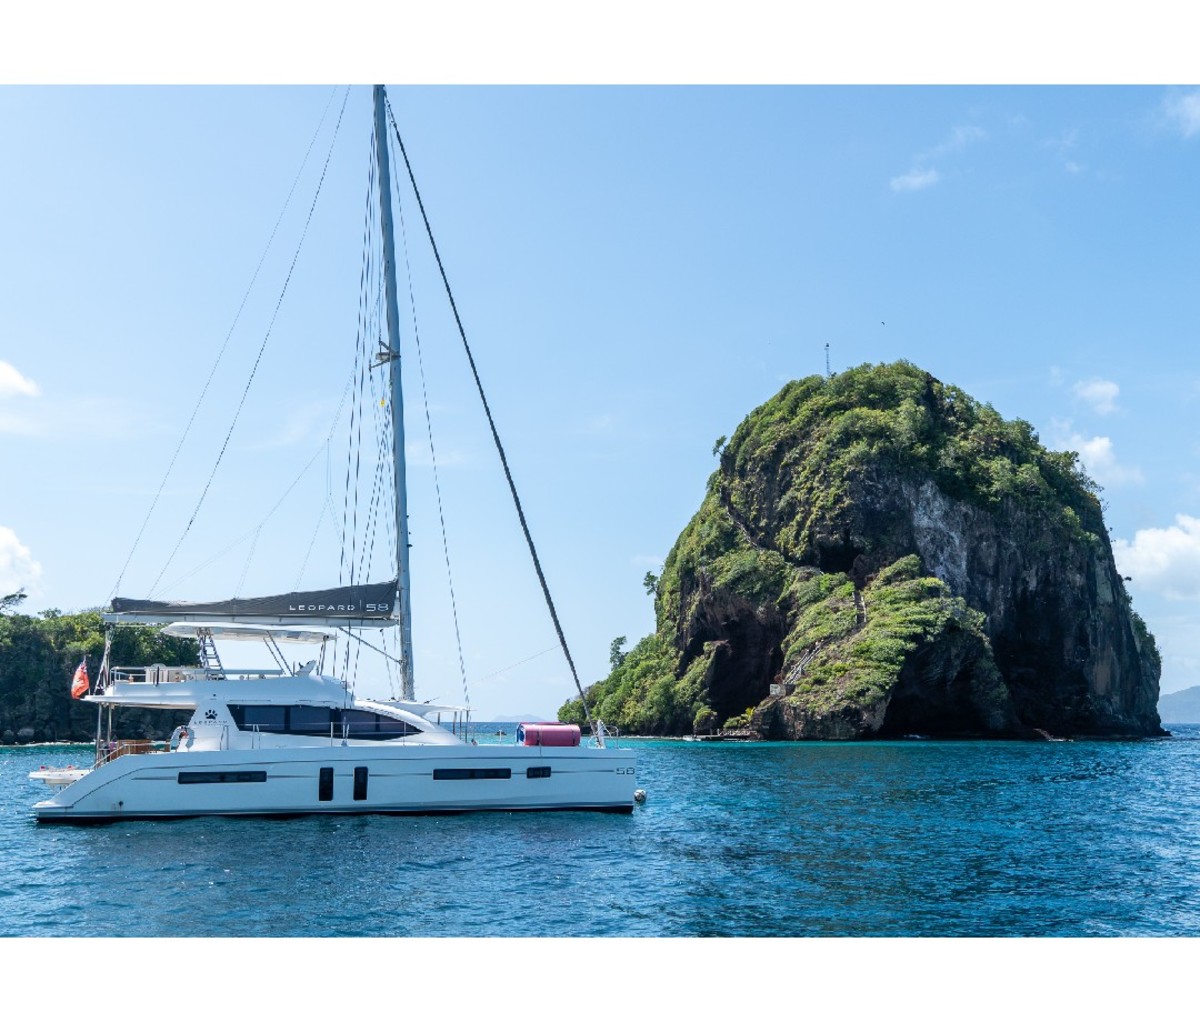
{"left": 353, "top": 766, "right": 368, "bottom": 801}
{"left": 376, "top": 716, "right": 420, "bottom": 739}
{"left": 341, "top": 710, "right": 379, "bottom": 736}
{"left": 178, "top": 771, "right": 267, "bottom": 784}
{"left": 318, "top": 767, "right": 333, "bottom": 801}
{"left": 234, "top": 705, "right": 287, "bottom": 732}
{"left": 342, "top": 709, "right": 422, "bottom": 740}
{"left": 526, "top": 766, "right": 552, "bottom": 779}
{"left": 291, "top": 706, "right": 336, "bottom": 735}
{"left": 228, "top": 705, "right": 423, "bottom": 740}
{"left": 433, "top": 768, "right": 512, "bottom": 781}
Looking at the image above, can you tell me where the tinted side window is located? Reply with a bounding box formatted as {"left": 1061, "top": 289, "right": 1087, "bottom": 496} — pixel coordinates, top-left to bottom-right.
{"left": 341, "top": 710, "right": 378, "bottom": 736}
{"left": 178, "top": 771, "right": 267, "bottom": 784}
{"left": 292, "top": 706, "right": 336, "bottom": 735}
{"left": 433, "top": 768, "right": 512, "bottom": 780}
{"left": 228, "top": 705, "right": 423, "bottom": 739}
{"left": 340, "top": 710, "right": 421, "bottom": 739}
{"left": 240, "top": 705, "right": 287, "bottom": 731}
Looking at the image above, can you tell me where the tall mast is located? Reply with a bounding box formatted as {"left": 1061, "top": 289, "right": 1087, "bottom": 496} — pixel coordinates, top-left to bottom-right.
{"left": 373, "top": 84, "right": 415, "bottom": 699}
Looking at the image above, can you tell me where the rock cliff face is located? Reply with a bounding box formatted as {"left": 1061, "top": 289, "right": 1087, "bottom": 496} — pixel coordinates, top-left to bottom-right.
{"left": 563, "top": 361, "right": 1163, "bottom": 739}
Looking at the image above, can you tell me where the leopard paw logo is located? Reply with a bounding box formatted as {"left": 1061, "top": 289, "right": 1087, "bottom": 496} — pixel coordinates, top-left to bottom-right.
{"left": 204, "top": 709, "right": 219, "bottom": 721}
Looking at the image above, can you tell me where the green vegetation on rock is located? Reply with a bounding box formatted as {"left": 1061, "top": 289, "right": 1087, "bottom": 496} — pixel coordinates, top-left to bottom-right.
{"left": 562, "top": 360, "right": 1161, "bottom": 740}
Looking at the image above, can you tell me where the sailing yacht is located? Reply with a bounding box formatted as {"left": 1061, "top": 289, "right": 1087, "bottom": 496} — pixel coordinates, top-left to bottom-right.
{"left": 31, "top": 86, "right": 638, "bottom": 822}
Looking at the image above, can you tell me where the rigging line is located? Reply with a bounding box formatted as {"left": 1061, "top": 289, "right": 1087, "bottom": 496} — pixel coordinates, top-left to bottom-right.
{"left": 337, "top": 626, "right": 404, "bottom": 667}
{"left": 354, "top": 433, "right": 388, "bottom": 585}
{"left": 340, "top": 306, "right": 367, "bottom": 589}
{"left": 386, "top": 627, "right": 400, "bottom": 700}
{"left": 294, "top": 355, "right": 360, "bottom": 588}
{"left": 356, "top": 344, "right": 397, "bottom": 591}
{"left": 340, "top": 360, "right": 365, "bottom": 682}
{"left": 341, "top": 141, "right": 380, "bottom": 598}
{"left": 342, "top": 289, "right": 375, "bottom": 686}
{"left": 339, "top": 156, "right": 373, "bottom": 596}
{"left": 340, "top": 133, "right": 381, "bottom": 686}
{"left": 391, "top": 127, "right": 470, "bottom": 709}
{"left": 156, "top": 441, "right": 327, "bottom": 596}
{"left": 112, "top": 85, "right": 344, "bottom": 601}
{"left": 149, "top": 86, "right": 353, "bottom": 599}
{"left": 234, "top": 523, "right": 263, "bottom": 598}
{"left": 384, "top": 95, "right": 594, "bottom": 729}
{"left": 472, "top": 645, "right": 557, "bottom": 686}
{"left": 352, "top": 617, "right": 366, "bottom": 690}
{"left": 294, "top": 498, "right": 327, "bottom": 589}
{"left": 356, "top": 326, "right": 393, "bottom": 586}
{"left": 369, "top": 214, "right": 397, "bottom": 567}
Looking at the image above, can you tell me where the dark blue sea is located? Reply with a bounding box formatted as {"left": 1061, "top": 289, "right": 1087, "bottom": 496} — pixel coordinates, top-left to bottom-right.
{"left": 4, "top": 721, "right": 1198, "bottom": 1009}
{"left": 5, "top": 724, "right": 1200, "bottom": 940}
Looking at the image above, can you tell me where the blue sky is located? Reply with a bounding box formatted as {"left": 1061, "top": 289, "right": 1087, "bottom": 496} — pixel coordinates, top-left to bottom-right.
{"left": 4, "top": 11, "right": 1200, "bottom": 721}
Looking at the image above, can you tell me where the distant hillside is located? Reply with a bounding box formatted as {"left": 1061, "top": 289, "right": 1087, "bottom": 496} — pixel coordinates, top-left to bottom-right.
{"left": 0, "top": 609, "right": 197, "bottom": 742}
{"left": 1159, "top": 686, "right": 1200, "bottom": 723}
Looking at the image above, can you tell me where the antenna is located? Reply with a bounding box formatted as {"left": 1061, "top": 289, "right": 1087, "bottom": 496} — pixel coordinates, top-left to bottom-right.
{"left": 825, "top": 342, "right": 831, "bottom": 379}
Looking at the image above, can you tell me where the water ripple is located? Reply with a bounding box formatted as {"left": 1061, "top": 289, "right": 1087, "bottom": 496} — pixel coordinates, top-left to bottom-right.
{"left": 5, "top": 730, "right": 1200, "bottom": 936}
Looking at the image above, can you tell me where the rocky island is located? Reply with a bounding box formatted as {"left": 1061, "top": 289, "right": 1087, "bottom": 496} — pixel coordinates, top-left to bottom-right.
{"left": 560, "top": 361, "right": 1163, "bottom": 740}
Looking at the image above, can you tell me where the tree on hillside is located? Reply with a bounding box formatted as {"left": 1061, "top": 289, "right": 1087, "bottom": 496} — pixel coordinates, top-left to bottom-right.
{"left": 1, "top": 589, "right": 27, "bottom": 615}
{"left": 609, "top": 636, "right": 627, "bottom": 671}
{"left": 0, "top": 610, "right": 199, "bottom": 743}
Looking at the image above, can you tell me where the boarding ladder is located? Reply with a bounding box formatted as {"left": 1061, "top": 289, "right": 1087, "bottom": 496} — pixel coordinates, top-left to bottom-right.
{"left": 197, "top": 628, "right": 225, "bottom": 679}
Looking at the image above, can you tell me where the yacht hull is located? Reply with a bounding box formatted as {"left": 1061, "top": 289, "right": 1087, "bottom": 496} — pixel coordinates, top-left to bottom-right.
{"left": 33, "top": 744, "right": 638, "bottom": 822}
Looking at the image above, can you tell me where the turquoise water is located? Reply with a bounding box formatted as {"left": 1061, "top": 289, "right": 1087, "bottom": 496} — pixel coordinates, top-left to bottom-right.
{"left": 4, "top": 725, "right": 1200, "bottom": 937}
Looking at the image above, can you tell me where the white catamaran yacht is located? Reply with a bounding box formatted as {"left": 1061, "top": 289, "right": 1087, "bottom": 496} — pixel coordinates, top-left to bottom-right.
{"left": 32, "top": 86, "right": 638, "bottom": 822}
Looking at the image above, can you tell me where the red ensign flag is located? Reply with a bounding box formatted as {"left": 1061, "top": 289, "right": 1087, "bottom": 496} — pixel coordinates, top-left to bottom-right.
{"left": 70, "top": 659, "right": 89, "bottom": 699}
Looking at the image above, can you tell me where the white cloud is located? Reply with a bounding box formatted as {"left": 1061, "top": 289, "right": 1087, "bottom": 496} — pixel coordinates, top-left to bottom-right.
{"left": 404, "top": 439, "right": 467, "bottom": 468}
{"left": 1050, "top": 420, "right": 1143, "bottom": 487}
{"left": 1164, "top": 89, "right": 1200, "bottom": 138}
{"left": 0, "top": 386, "right": 147, "bottom": 440}
{"left": 578, "top": 413, "right": 616, "bottom": 436}
{"left": 246, "top": 402, "right": 337, "bottom": 451}
{"left": 1114, "top": 515, "right": 1200, "bottom": 599}
{"left": 630, "top": 553, "right": 664, "bottom": 569}
{"left": 0, "top": 525, "right": 43, "bottom": 596}
{"left": 1073, "top": 434, "right": 1144, "bottom": 486}
{"left": 1072, "top": 377, "right": 1120, "bottom": 415}
{"left": 0, "top": 360, "right": 39, "bottom": 399}
{"left": 1044, "top": 129, "right": 1086, "bottom": 175}
{"left": 890, "top": 168, "right": 940, "bottom": 192}
{"left": 924, "top": 125, "right": 986, "bottom": 160}
{"left": 1046, "top": 128, "right": 1078, "bottom": 152}
{"left": 891, "top": 124, "right": 985, "bottom": 194}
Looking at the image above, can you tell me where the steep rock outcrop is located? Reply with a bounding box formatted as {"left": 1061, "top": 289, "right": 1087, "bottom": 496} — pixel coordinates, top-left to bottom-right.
{"left": 562, "top": 361, "right": 1162, "bottom": 739}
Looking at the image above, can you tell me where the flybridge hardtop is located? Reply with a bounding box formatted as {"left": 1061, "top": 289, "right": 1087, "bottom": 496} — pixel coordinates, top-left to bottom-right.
{"left": 107, "top": 580, "right": 399, "bottom": 628}
{"left": 31, "top": 85, "right": 639, "bottom": 822}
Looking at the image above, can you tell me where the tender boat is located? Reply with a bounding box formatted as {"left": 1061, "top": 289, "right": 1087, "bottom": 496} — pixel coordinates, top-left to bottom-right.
{"left": 28, "top": 767, "right": 90, "bottom": 789}
{"left": 32, "top": 85, "right": 637, "bottom": 822}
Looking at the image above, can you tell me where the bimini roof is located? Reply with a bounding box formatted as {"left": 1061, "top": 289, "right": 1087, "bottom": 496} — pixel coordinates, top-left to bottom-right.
{"left": 160, "top": 622, "right": 337, "bottom": 644}
{"left": 104, "top": 580, "right": 398, "bottom": 629}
